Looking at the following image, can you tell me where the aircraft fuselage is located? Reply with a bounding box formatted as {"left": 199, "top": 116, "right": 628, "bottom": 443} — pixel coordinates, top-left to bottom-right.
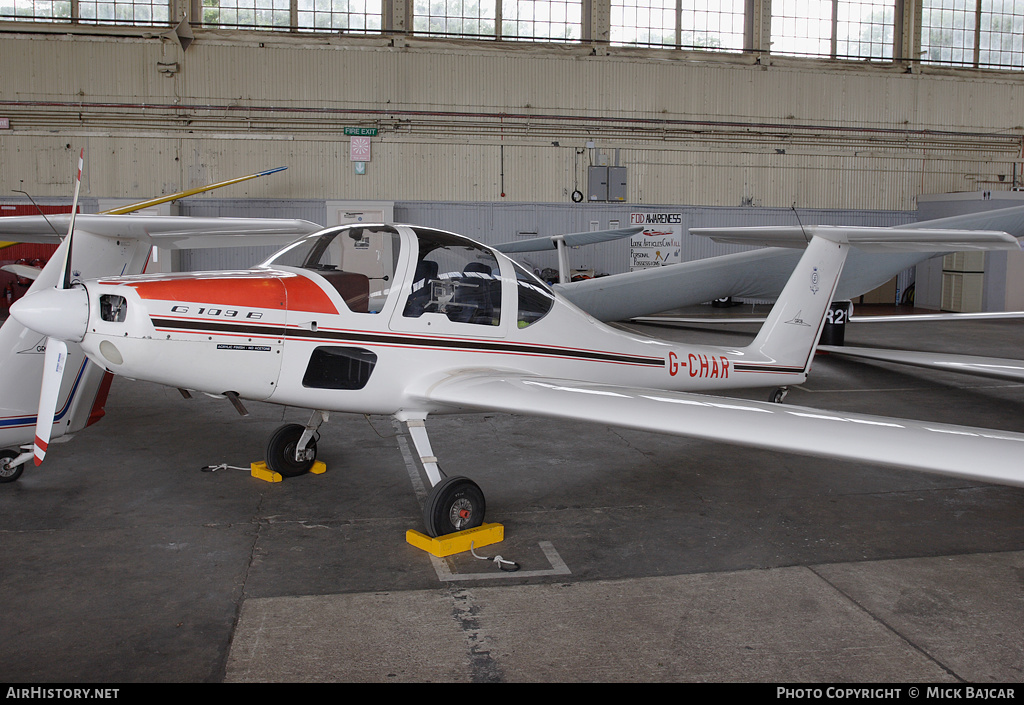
{"left": 73, "top": 224, "right": 816, "bottom": 416}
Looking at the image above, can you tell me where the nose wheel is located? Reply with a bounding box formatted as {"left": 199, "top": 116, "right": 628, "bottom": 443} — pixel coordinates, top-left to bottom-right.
{"left": 0, "top": 449, "right": 24, "bottom": 483}
{"left": 423, "top": 476, "right": 486, "bottom": 537}
{"left": 265, "top": 423, "right": 318, "bottom": 478}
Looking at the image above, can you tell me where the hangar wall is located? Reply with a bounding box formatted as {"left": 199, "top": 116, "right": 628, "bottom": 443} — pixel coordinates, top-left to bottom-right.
{"left": 169, "top": 198, "right": 914, "bottom": 290}
{"left": 1, "top": 29, "right": 1023, "bottom": 212}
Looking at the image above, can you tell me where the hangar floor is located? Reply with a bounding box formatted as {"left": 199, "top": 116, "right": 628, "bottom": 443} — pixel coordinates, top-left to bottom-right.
{"left": 2, "top": 310, "right": 1023, "bottom": 683}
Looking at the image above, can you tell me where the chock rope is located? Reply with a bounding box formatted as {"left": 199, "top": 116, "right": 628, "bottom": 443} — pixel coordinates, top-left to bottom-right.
{"left": 470, "top": 541, "right": 520, "bottom": 572}
{"left": 200, "top": 463, "right": 250, "bottom": 473}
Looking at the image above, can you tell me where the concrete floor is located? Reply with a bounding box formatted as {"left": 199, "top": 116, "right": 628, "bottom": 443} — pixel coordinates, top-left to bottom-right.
{"left": 2, "top": 310, "right": 1023, "bottom": 683}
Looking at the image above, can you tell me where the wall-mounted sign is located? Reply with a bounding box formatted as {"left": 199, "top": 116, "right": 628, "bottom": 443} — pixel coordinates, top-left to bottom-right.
{"left": 629, "top": 213, "right": 682, "bottom": 272}
{"left": 0, "top": 118, "right": 9, "bottom": 129}
{"left": 350, "top": 137, "right": 371, "bottom": 162}
{"left": 344, "top": 127, "right": 378, "bottom": 136}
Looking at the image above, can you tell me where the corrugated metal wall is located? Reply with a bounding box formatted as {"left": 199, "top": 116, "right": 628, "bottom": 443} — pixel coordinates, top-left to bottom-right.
{"left": 2, "top": 32, "right": 1022, "bottom": 210}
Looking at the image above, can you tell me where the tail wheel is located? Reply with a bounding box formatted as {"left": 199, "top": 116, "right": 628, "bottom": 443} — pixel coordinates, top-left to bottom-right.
{"left": 265, "top": 423, "right": 317, "bottom": 478}
{"left": 0, "top": 450, "right": 24, "bottom": 483}
{"left": 423, "top": 476, "right": 486, "bottom": 537}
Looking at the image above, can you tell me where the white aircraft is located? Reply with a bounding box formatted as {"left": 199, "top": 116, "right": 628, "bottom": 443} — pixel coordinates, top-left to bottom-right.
{"left": 559, "top": 207, "right": 1024, "bottom": 321}
{"left": 7, "top": 162, "right": 1024, "bottom": 537}
{"left": 494, "top": 226, "right": 642, "bottom": 284}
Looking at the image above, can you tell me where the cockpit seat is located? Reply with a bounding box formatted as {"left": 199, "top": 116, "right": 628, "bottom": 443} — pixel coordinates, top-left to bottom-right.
{"left": 313, "top": 269, "right": 370, "bottom": 313}
{"left": 404, "top": 260, "right": 439, "bottom": 318}
{"left": 453, "top": 261, "right": 496, "bottom": 324}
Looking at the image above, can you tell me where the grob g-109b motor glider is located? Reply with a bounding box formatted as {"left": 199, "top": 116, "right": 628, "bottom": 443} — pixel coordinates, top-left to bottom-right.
{"left": 8, "top": 172, "right": 1024, "bottom": 536}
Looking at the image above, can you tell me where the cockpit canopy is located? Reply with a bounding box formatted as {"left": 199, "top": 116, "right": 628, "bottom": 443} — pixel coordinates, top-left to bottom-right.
{"left": 262, "top": 224, "right": 555, "bottom": 327}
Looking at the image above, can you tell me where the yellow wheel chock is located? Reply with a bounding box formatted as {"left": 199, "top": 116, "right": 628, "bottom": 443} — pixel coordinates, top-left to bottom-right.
{"left": 250, "top": 460, "right": 326, "bottom": 483}
{"left": 406, "top": 522, "right": 504, "bottom": 558}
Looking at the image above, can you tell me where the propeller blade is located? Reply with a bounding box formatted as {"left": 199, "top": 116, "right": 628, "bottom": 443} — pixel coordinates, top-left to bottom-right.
{"left": 61, "top": 148, "right": 84, "bottom": 290}
{"left": 34, "top": 338, "right": 68, "bottom": 466}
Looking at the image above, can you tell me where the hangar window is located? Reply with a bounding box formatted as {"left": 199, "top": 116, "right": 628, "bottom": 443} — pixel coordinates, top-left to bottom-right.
{"left": 770, "top": 0, "right": 896, "bottom": 60}
{"left": 201, "top": 0, "right": 291, "bottom": 29}
{"left": 610, "top": 0, "right": 744, "bottom": 50}
{"left": 1, "top": 0, "right": 170, "bottom": 24}
{"left": 78, "top": 0, "right": 170, "bottom": 23}
{"left": 502, "top": 0, "right": 582, "bottom": 41}
{"left": 297, "top": 0, "right": 383, "bottom": 31}
{"left": 921, "top": 0, "right": 1024, "bottom": 69}
{"left": 197, "top": 0, "right": 383, "bottom": 31}
{"left": 412, "top": 0, "right": 581, "bottom": 40}
{"left": 412, "top": 0, "right": 496, "bottom": 37}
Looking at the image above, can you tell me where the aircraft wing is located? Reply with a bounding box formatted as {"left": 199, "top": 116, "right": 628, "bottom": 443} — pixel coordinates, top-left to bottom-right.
{"left": 414, "top": 370, "right": 1024, "bottom": 488}
{"left": 818, "top": 345, "right": 1024, "bottom": 382}
{"left": 556, "top": 247, "right": 947, "bottom": 321}
{"left": 558, "top": 206, "right": 1024, "bottom": 322}
{"left": 693, "top": 225, "right": 1021, "bottom": 252}
{"left": 0, "top": 214, "right": 321, "bottom": 247}
{"left": 557, "top": 247, "right": 803, "bottom": 321}
{"left": 495, "top": 226, "right": 642, "bottom": 253}
{"left": 1, "top": 263, "right": 43, "bottom": 281}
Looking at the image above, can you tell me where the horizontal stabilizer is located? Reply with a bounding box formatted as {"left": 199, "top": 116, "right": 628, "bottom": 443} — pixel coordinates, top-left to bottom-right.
{"left": 630, "top": 311, "right": 1024, "bottom": 327}
{"left": 691, "top": 225, "right": 1021, "bottom": 252}
{"left": 495, "top": 227, "right": 642, "bottom": 253}
{"left": 819, "top": 345, "right": 1024, "bottom": 382}
{"left": 0, "top": 215, "right": 321, "bottom": 248}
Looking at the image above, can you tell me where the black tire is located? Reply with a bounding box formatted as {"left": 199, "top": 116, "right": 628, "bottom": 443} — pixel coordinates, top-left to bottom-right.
{"left": 423, "top": 476, "right": 485, "bottom": 537}
{"left": 0, "top": 449, "right": 23, "bottom": 483}
{"left": 265, "top": 423, "right": 317, "bottom": 478}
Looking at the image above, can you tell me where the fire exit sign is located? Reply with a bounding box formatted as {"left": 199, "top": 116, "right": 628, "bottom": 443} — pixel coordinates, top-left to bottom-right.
{"left": 344, "top": 127, "right": 377, "bottom": 136}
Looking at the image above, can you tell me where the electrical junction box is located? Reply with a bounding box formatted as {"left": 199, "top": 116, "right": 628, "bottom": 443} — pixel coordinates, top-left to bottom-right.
{"left": 588, "top": 166, "right": 608, "bottom": 201}
{"left": 588, "top": 166, "right": 627, "bottom": 201}
{"left": 608, "top": 166, "right": 627, "bottom": 201}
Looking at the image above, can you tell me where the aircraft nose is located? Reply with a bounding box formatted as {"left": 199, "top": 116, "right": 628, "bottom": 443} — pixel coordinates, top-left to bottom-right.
{"left": 9, "top": 286, "right": 90, "bottom": 343}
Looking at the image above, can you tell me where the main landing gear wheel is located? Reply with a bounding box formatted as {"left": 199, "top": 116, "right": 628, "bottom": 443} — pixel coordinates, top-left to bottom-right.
{"left": 0, "top": 449, "right": 23, "bottom": 483}
{"left": 265, "top": 423, "right": 318, "bottom": 478}
{"left": 423, "top": 476, "right": 486, "bottom": 538}
{"left": 769, "top": 387, "right": 789, "bottom": 404}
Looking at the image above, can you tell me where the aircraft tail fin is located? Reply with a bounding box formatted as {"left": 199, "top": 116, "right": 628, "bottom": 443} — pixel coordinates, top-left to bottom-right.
{"left": 690, "top": 226, "right": 1020, "bottom": 376}
{"left": 740, "top": 234, "right": 848, "bottom": 374}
